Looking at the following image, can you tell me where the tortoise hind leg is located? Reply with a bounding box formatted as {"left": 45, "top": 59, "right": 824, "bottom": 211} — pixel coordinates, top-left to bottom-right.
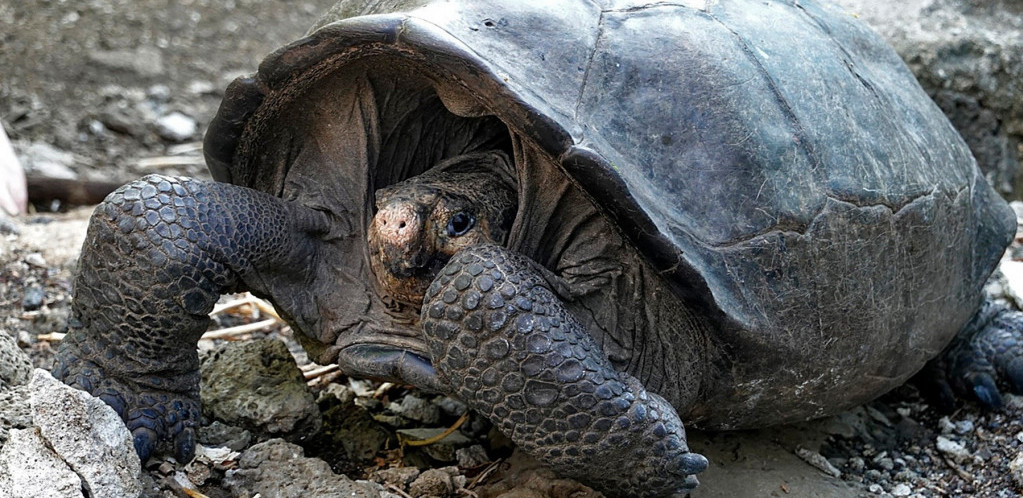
{"left": 421, "top": 244, "right": 707, "bottom": 497}
{"left": 925, "top": 299, "right": 1023, "bottom": 410}
{"left": 53, "top": 174, "right": 329, "bottom": 461}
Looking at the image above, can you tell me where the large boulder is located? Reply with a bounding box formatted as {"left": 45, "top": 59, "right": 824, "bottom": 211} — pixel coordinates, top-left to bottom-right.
{"left": 833, "top": 0, "right": 1023, "bottom": 198}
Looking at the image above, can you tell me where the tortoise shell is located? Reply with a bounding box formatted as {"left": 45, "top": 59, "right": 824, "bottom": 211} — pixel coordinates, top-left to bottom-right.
{"left": 203, "top": 0, "right": 1014, "bottom": 427}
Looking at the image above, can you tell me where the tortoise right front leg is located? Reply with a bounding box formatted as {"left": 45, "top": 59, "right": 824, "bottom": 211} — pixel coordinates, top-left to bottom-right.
{"left": 53, "top": 174, "right": 329, "bottom": 461}
{"left": 421, "top": 244, "right": 707, "bottom": 497}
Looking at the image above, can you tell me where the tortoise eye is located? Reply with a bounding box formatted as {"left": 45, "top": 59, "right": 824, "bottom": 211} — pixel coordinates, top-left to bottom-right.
{"left": 447, "top": 212, "right": 475, "bottom": 237}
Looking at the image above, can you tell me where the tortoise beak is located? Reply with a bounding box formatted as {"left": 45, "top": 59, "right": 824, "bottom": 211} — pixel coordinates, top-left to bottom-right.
{"left": 371, "top": 200, "right": 430, "bottom": 277}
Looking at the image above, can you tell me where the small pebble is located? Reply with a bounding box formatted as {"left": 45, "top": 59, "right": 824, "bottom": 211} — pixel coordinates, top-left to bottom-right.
{"left": 22, "top": 286, "right": 45, "bottom": 311}
{"left": 24, "top": 253, "right": 47, "bottom": 268}
{"left": 155, "top": 112, "right": 197, "bottom": 142}
{"left": 938, "top": 416, "right": 955, "bottom": 434}
{"left": 891, "top": 483, "right": 912, "bottom": 496}
{"left": 936, "top": 436, "right": 971, "bottom": 464}
{"left": 456, "top": 445, "right": 490, "bottom": 468}
{"left": 954, "top": 420, "right": 975, "bottom": 434}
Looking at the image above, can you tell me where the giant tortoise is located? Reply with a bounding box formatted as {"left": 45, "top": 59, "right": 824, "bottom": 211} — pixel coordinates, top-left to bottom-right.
{"left": 53, "top": 0, "right": 1023, "bottom": 495}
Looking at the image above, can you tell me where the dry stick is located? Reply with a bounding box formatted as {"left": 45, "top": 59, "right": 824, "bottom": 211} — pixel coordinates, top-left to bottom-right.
{"left": 302, "top": 364, "right": 339, "bottom": 380}
{"left": 38, "top": 332, "right": 66, "bottom": 342}
{"left": 200, "top": 318, "right": 278, "bottom": 340}
{"left": 940, "top": 454, "right": 974, "bottom": 482}
{"left": 402, "top": 412, "right": 471, "bottom": 447}
{"left": 467, "top": 459, "right": 504, "bottom": 490}
{"left": 210, "top": 294, "right": 281, "bottom": 321}
{"left": 386, "top": 484, "right": 415, "bottom": 498}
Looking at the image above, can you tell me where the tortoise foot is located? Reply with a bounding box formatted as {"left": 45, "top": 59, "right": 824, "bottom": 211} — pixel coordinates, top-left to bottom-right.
{"left": 928, "top": 300, "right": 1023, "bottom": 410}
{"left": 53, "top": 175, "right": 328, "bottom": 461}
{"left": 53, "top": 339, "right": 200, "bottom": 461}
{"left": 422, "top": 244, "right": 706, "bottom": 497}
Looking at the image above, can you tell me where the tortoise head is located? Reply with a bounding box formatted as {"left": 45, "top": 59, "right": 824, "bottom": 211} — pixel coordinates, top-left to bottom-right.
{"left": 368, "top": 152, "right": 517, "bottom": 306}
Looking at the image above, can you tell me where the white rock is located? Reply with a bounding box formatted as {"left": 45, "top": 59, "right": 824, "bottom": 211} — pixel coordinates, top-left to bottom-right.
{"left": 795, "top": 447, "right": 842, "bottom": 478}
{"left": 0, "top": 427, "right": 83, "bottom": 498}
{"left": 155, "top": 112, "right": 198, "bottom": 142}
{"left": 28, "top": 369, "right": 142, "bottom": 498}
{"left": 892, "top": 483, "right": 912, "bottom": 496}
{"left": 15, "top": 142, "right": 78, "bottom": 179}
{"left": 935, "top": 435, "right": 971, "bottom": 464}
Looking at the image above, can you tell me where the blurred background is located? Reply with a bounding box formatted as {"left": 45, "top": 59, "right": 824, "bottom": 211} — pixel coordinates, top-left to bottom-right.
{"left": 0, "top": 0, "right": 336, "bottom": 214}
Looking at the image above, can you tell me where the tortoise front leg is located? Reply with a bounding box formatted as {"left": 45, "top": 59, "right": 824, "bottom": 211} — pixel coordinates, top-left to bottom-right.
{"left": 53, "top": 174, "right": 329, "bottom": 461}
{"left": 421, "top": 244, "right": 707, "bottom": 497}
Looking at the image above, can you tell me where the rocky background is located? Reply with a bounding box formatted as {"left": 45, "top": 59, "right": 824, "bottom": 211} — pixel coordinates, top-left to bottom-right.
{"left": 2, "top": 1, "right": 1023, "bottom": 497}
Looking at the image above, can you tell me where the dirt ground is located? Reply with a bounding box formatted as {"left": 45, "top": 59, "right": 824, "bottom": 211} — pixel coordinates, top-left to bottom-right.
{"left": 3, "top": 1, "right": 1023, "bottom": 497}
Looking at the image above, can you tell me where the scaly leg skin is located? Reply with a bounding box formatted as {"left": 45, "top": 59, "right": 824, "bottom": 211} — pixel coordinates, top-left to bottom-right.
{"left": 52, "top": 174, "right": 328, "bottom": 461}
{"left": 935, "top": 299, "right": 1023, "bottom": 410}
{"left": 421, "top": 244, "right": 707, "bottom": 497}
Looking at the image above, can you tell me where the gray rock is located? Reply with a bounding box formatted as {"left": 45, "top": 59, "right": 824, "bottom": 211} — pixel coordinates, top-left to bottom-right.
{"left": 29, "top": 369, "right": 142, "bottom": 498}
{"left": 197, "top": 421, "right": 252, "bottom": 452}
{"left": 14, "top": 142, "right": 78, "bottom": 179}
{"left": 370, "top": 466, "right": 420, "bottom": 489}
{"left": 21, "top": 286, "right": 44, "bottom": 311}
{"left": 832, "top": 0, "right": 1023, "bottom": 198}
{"left": 200, "top": 339, "right": 321, "bottom": 440}
{"left": 0, "top": 330, "right": 32, "bottom": 389}
{"left": 456, "top": 444, "right": 490, "bottom": 468}
{"left": 892, "top": 483, "right": 913, "bottom": 497}
{"left": 389, "top": 394, "right": 441, "bottom": 425}
{"left": 319, "top": 396, "right": 392, "bottom": 463}
{"left": 0, "top": 427, "right": 83, "bottom": 498}
{"left": 795, "top": 447, "right": 842, "bottom": 478}
{"left": 154, "top": 112, "right": 197, "bottom": 142}
{"left": 87, "top": 46, "right": 165, "bottom": 78}
{"left": 408, "top": 468, "right": 454, "bottom": 497}
{"left": 224, "top": 439, "right": 379, "bottom": 498}
{"left": 935, "top": 435, "right": 971, "bottom": 464}
{"left": 0, "top": 385, "right": 32, "bottom": 446}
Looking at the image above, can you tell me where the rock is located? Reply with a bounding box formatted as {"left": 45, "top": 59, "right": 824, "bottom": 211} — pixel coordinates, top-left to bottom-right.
{"left": 0, "top": 385, "right": 33, "bottom": 446}
{"left": 224, "top": 439, "right": 379, "bottom": 498}
{"left": 795, "top": 447, "right": 842, "bottom": 478}
{"left": 0, "top": 427, "right": 83, "bottom": 498}
{"left": 408, "top": 468, "right": 454, "bottom": 497}
{"left": 87, "top": 46, "right": 165, "bottom": 78}
{"left": 389, "top": 394, "right": 441, "bottom": 425}
{"left": 935, "top": 435, "right": 971, "bottom": 464}
{"left": 456, "top": 444, "right": 491, "bottom": 468}
{"left": 28, "top": 369, "right": 142, "bottom": 497}
{"left": 892, "top": 483, "right": 913, "bottom": 496}
{"left": 954, "top": 419, "right": 975, "bottom": 435}
{"left": 200, "top": 339, "right": 321, "bottom": 440}
{"left": 15, "top": 142, "right": 78, "bottom": 179}
{"left": 1009, "top": 451, "right": 1023, "bottom": 488}
{"left": 370, "top": 466, "right": 421, "bottom": 489}
{"left": 0, "top": 330, "right": 32, "bottom": 389}
{"left": 831, "top": 0, "right": 1023, "bottom": 199}
{"left": 318, "top": 392, "right": 392, "bottom": 463}
{"left": 21, "top": 286, "right": 44, "bottom": 311}
{"left": 198, "top": 421, "right": 252, "bottom": 452}
{"left": 154, "top": 112, "right": 197, "bottom": 142}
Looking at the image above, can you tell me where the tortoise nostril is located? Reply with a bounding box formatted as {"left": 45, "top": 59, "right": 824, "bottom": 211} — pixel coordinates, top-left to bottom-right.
{"left": 398, "top": 221, "right": 406, "bottom": 229}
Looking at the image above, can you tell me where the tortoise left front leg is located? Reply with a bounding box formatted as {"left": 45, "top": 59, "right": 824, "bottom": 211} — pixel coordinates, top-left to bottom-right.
{"left": 421, "top": 244, "right": 707, "bottom": 497}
